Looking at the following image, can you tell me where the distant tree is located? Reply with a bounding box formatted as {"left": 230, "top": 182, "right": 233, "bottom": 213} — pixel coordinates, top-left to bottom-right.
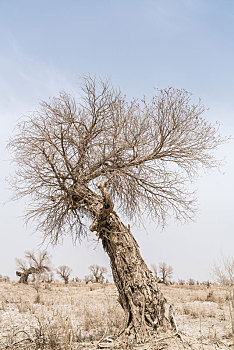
{"left": 72, "top": 277, "right": 81, "bottom": 283}
{"left": 25, "top": 250, "right": 51, "bottom": 278}
{"left": 213, "top": 256, "right": 234, "bottom": 286}
{"left": 201, "top": 280, "right": 211, "bottom": 287}
{"left": 16, "top": 250, "right": 51, "bottom": 284}
{"left": 212, "top": 256, "right": 234, "bottom": 334}
{"left": 178, "top": 279, "right": 185, "bottom": 285}
{"left": 3, "top": 276, "right": 10, "bottom": 282}
{"left": 151, "top": 264, "right": 158, "bottom": 280}
{"left": 0, "top": 274, "right": 8, "bottom": 282}
{"left": 41, "top": 271, "right": 54, "bottom": 283}
{"left": 84, "top": 274, "right": 94, "bottom": 284}
{"left": 159, "top": 262, "right": 173, "bottom": 284}
{"left": 9, "top": 75, "right": 227, "bottom": 340}
{"left": 56, "top": 265, "right": 72, "bottom": 284}
{"left": 88, "top": 264, "right": 107, "bottom": 283}
{"left": 188, "top": 278, "right": 195, "bottom": 286}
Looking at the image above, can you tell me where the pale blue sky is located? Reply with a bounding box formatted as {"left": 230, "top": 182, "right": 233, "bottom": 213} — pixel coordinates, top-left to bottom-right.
{"left": 0, "top": 0, "right": 233, "bottom": 281}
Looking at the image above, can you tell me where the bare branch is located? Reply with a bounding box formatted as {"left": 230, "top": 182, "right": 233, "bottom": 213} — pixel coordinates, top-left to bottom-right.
{"left": 8, "top": 76, "right": 228, "bottom": 242}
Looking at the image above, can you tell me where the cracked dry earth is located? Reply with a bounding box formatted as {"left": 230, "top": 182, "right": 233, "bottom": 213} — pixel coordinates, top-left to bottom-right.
{"left": 0, "top": 282, "right": 233, "bottom": 349}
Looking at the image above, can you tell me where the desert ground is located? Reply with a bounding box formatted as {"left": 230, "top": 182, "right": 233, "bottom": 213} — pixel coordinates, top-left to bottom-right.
{"left": 0, "top": 282, "right": 233, "bottom": 350}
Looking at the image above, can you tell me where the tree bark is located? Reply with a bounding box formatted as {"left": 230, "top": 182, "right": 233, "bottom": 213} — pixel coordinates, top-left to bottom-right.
{"left": 86, "top": 181, "right": 169, "bottom": 342}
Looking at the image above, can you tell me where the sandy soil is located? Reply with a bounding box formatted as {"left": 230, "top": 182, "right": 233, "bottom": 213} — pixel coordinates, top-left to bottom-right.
{"left": 0, "top": 282, "right": 233, "bottom": 349}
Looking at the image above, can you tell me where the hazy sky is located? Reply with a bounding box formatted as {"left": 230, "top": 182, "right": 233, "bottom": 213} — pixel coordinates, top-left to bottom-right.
{"left": 0, "top": 0, "right": 233, "bottom": 282}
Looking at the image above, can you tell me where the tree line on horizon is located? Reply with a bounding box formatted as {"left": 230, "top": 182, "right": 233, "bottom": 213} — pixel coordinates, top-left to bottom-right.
{"left": 0, "top": 250, "right": 232, "bottom": 287}
{"left": 14, "top": 249, "right": 109, "bottom": 284}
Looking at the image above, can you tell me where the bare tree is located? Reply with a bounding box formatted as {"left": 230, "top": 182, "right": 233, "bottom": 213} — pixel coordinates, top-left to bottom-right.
{"left": 89, "top": 264, "right": 107, "bottom": 283}
{"left": 151, "top": 264, "right": 159, "bottom": 281}
{"left": 25, "top": 250, "right": 51, "bottom": 277}
{"left": 212, "top": 256, "right": 234, "bottom": 334}
{"left": 16, "top": 250, "right": 51, "bottom": 284}
{"left": 188, "top": 278, "right": 195, "bottom": 286}
{"left": 41, "top": 271, "right": 54, "bottom": 283}
{"left": 56, "top": 265, "right": 72, "bottom": 284}
{"left": 9, "top": 76, "right": 226, "bottom": 341}
{"left": 178, "top": 279, "right": 185, "bottom": 285}
{"left": 0, "top": 275, "right": 10, "bottom": 282}
{"left": 159, "top": 262, "right": 173, "bottom": 284}
{"left": 84, "top": 274, "right": 94, "bottom": 284}
{"left": 213, "top": 256, "right": 234, "bottom": 286}
{"left": 73, "top": 276, "right": 81, "bottom": 283}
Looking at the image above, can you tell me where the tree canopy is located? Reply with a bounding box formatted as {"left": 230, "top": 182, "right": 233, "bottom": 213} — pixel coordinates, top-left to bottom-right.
{"left": 9, "top": 76, "right": 226, "bottom": 243}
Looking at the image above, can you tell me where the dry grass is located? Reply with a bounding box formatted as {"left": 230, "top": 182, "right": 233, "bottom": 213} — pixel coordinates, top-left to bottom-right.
{"left": 0, "top": 282, "right": 233, "bottom": 349}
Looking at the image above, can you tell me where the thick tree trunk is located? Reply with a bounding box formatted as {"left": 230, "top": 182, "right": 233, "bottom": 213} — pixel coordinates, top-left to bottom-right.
{"left": 16, "top": 271, "right": 30, "bottom": 284}
{"left": 16, "top": 267, "right": 37, "bottom": 284}
{"left": 99, "top": 214, "right": 168, "bottom": 342}
{"left": 86, "top": 181, "right": 171, "bottom": 342}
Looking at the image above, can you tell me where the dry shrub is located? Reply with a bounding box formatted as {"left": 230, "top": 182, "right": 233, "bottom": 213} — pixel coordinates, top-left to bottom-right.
{"left": 16, "top": 300, "right": 31, "bottom": 313}
{"left": 182, "top": 305, "right": 199, "bottom": 319}
{"left": 206, "top": 290, "right": 215, "bottom": 302}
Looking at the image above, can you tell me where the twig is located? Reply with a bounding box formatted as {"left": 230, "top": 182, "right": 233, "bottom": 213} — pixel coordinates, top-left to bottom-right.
{"left": 97, "top": 327, "right": 110, "bottom": 344}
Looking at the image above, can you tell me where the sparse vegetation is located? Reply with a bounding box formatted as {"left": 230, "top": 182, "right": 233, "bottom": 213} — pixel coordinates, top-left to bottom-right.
{"left": 0, "top": 281, "right": 233, "bottom": 349}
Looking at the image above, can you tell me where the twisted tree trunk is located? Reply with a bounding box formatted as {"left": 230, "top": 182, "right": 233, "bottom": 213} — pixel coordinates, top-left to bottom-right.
{"left": 16, "top": 267, "right": 37, "bottom": 284}
{"left": 82, "top": 181, "right": 170, "bottom": 342}
{"left": 100, "top": 215, "right": 167, "bottom": 341}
